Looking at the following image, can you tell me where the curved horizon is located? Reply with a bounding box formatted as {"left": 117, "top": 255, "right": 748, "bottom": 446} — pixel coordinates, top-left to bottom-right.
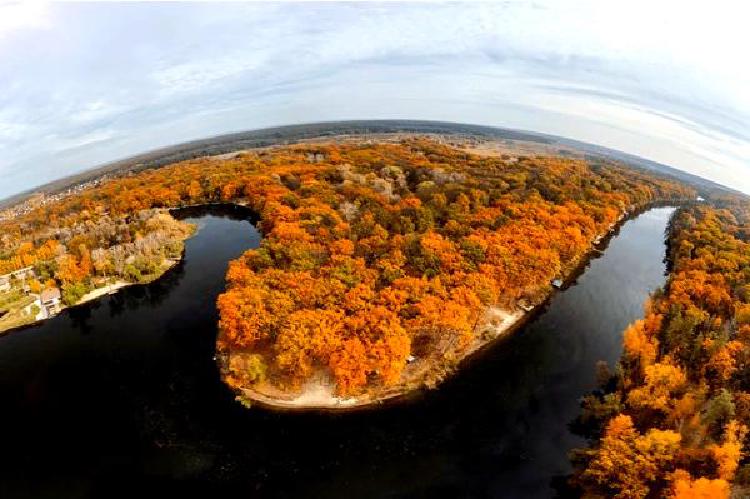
{"left": 1, "top": 119, "right": 737, "bottom": 204}
{"left": 1, "top": 1, "right": 748, "bottom": 198}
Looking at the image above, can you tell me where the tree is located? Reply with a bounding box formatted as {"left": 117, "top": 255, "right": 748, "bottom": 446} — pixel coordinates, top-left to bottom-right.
{"left": 627, "top": 359, "right": 687, "bottom": 414}
{"left": 580, "top": 414, "right": 681, "bottom": 498}
{"left": 671, "top": 470, "right": 729, "bottom": 499}
{"left": 709, "top": 420, "right": 747, "bottom": 481}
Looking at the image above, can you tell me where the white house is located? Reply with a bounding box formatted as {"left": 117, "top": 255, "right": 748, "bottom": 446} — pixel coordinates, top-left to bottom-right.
{"left": 40, "top": 287, "right": 62, "bottom": 318}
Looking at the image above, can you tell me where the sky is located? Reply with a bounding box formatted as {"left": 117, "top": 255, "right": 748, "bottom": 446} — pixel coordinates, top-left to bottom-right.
{"left": 1, "top": 1, "right": 749, "bottom": 199}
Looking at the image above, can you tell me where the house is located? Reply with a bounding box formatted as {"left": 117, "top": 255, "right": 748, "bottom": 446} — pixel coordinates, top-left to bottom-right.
{"left": 8, "top": 266, "right": 35, "bottom": 280}
{"left": 40, "top": 287, "right": 62, "bottom": 318}
{"left": 0, "top": 267, "right": 36, "bottom": 292}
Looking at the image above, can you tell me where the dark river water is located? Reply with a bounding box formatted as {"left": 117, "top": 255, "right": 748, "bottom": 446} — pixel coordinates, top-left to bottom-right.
{"left": 0, "top": 205, "right": 675, "bottom": 499}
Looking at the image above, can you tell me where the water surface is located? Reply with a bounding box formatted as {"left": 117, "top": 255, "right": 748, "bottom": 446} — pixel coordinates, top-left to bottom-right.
{"left": 0, "top": 205, "right": 675, "bottom": 498}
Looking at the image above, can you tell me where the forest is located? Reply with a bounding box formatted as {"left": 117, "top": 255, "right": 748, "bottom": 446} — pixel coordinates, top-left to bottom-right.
{"left": 571, "top": 196, "right": 750, "bottom": 497}
{"left": 0, "top": 140, "right": 693, "bottom": 390}
{"left": 0, "top": 204, "right": 193, "bottom": 331}
{"left": 206, "top": 141, "right": 696, "bottom": 401}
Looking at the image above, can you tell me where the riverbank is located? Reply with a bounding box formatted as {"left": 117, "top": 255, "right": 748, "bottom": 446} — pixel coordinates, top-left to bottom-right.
{"left": 77, "top": 281, "right": 130, "bottom": 303}
{"left": 0, "top": 259, "right": 184, "bottom": 337}
{"left": 235, "top": 200, "right": 687, "bottom": 411}
{"left": 0, "top": 198, "right": 681, "bottom": 497}
{"left": 235, "top": 306, "right": 532, "bottom": 411}
{"left": 72, "top": 257, "right": 182, "bottom": 307}
{"left": 0, "top": 212, "right": 196, "bottom": 336}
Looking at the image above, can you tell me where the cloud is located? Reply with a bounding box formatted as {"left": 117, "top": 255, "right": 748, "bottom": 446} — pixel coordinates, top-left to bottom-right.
{"left": 0, "top": 1, "right": 51, "bottom": 38}
{"left": 0, "top": 1, "right": 747, "bottom": 199}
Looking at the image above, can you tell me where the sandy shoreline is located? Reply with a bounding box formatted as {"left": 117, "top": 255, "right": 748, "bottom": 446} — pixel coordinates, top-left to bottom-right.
{"left": 0, "top": 253, "right": 184, "bottom": 336}
{"left": 0, "top": 281, "right": 134, "bottom": 335}
{"left": 57, "top": 258, "right": 182, "bottom": 317}
{"left": 233, "top": 201, "right": 687, "bottom": 412}
{"left": 237, "top": 307, "right": 529, "bottom": 411}
{"left": 77, "top": 281, "right": 130, "bottom": 303}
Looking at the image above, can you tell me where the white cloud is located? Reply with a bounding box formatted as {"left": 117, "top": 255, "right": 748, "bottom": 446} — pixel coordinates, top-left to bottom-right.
{"left": 0, "top": 120, "right": 28, "bottom": 141}
{"left": 69, "top": 100, "right": 127, "bottom": 124}
{"left": 49, "top": 129, "right": 115, "bottom": 150}
{"left": 0, "top": 1, "right": 51, "bottom": 38}
{"left": 531, "top": 88, "right": 750, "bottom": 192}
{"left": 151, "top": 54, "right": 266, "bottom": 97}
{"left": 0, "top": 1, "right": 747, "bottom": 198}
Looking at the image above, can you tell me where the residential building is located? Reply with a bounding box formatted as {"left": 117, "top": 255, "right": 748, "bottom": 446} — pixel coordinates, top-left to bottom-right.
{"left": 40, "top": 287, "right": 62, "bottom": 318}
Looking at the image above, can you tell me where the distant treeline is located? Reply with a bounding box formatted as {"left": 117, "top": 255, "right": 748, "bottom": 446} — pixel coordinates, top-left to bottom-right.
{"left": 4, "top": 120, "right": 740, "bottom": 212}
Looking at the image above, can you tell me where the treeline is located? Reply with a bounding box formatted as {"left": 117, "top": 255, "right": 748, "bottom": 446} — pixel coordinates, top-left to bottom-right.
{"left": 0, "top": 140, "right": 694, "bottom": 393}
{"left": 571, "top": 199, "right": 750, "bottom": 497}
{"left": 203, "top": 141, "right": 692, "bottom": 396}
{"left": 0, "top": 206, "right": 193, "bottom": 307}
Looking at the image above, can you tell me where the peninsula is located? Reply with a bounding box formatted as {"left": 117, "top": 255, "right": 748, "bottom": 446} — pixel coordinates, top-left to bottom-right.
{"left": 0, "top": 134, "right": 696, "bottom": 408}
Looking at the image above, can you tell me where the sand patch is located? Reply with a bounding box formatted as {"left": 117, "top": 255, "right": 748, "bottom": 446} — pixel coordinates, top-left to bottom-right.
{"left": 481, "top": 307, "right": 524, "bottom": 339}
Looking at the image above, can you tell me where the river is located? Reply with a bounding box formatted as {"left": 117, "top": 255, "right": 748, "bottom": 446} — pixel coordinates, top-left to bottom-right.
{"left": 0, "top": 205, "right": 676, "bottom": 498}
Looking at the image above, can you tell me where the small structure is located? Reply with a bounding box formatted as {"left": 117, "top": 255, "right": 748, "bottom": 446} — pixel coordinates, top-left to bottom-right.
{"left": 306, "top": 152, "right": 325, "bottom": 163}
{"left": 0, "top": 267, "right": 36, "bottom": 293}
{"left": 551, "top": 279, "right": 563, "bottom": 289}
{"left": 40, "top": 287, "right": 62, "bottom": 318}
{"left": 4, "top": 266, "right": 35, "bottom": 281}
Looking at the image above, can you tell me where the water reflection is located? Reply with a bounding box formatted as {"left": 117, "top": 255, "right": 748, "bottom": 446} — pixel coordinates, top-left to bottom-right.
{"left": 0, "top": 206, "right": 674, "bottom": 499}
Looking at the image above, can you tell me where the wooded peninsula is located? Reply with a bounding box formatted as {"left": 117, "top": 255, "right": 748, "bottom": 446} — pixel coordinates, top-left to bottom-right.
{"left": 6, "top": 137, "right": 750, "bottom": 496}
{"left": 1, "top": 139, "right": 692, "bottom": 394}
{"left": 570, "top": 194, "right": 750, "bottom": 496}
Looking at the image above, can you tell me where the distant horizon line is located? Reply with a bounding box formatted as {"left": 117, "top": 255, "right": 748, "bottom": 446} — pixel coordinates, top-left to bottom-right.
{"left": 1, "top": 119, "right": 741, "bottom": 207}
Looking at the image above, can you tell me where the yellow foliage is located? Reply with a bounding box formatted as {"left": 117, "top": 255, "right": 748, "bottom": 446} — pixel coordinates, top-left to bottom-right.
{"left": 671, "top": 469, "right": 729, "bottom": 499}
{"left": 623, "top": 319, "right": 658, "bottom": 370}
{"left": 582, "top": 414, "right": 681, "bottom": 498}
{"left": 709, "top": 420, "right": 747, "bottom": 481}
{"left": 627, "top": 359, "right": 687, "bottom": 413}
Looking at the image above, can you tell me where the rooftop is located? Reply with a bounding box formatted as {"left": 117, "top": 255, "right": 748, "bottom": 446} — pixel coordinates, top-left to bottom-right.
{"left": 40, "top": 287, "right": 61, "bottom": 303}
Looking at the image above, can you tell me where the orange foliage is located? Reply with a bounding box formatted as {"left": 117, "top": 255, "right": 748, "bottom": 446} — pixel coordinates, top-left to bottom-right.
{"left": 201, "top": 142, "right": 692, "bottom": 396}
{"left": 580, "top": 414, "right": 681, "bottom": 498}
{"left": 671, "top": 470, "right": 730, "bottom": 499}
{"left": 0, "top": 140, "right": 695, "bottom": 398}
{"left": 576, "top": 200, "right": 750, "bottom": 496}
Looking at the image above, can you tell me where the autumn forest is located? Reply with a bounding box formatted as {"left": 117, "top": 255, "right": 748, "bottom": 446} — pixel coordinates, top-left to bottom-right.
{"left": 571, "top": 195, "right": 750, "bottom": 497}
{"left": 4, "top": 138, "right": 750, "bottom": 496}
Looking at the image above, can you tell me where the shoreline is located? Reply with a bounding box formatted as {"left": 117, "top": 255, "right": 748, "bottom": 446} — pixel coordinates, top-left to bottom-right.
{"left": 234, "top": 200, "right": 686, "bottom": 412}
{"left": 0, "top": 211, "right": 196, "bottom": 336}
{"left": 77, "top": 281, "right": 130, "bottom": 303}
{"left": 0, "top": 258, "right": 183, "bottom": 336}
{"left": 0, "top": 204, "right": 254, "bottom": 337}
{"left": 235, "top": 307, "right": 529, "bottom": 412}
{"left": 1, "top": 199, "right": 685, "bottom": 407}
